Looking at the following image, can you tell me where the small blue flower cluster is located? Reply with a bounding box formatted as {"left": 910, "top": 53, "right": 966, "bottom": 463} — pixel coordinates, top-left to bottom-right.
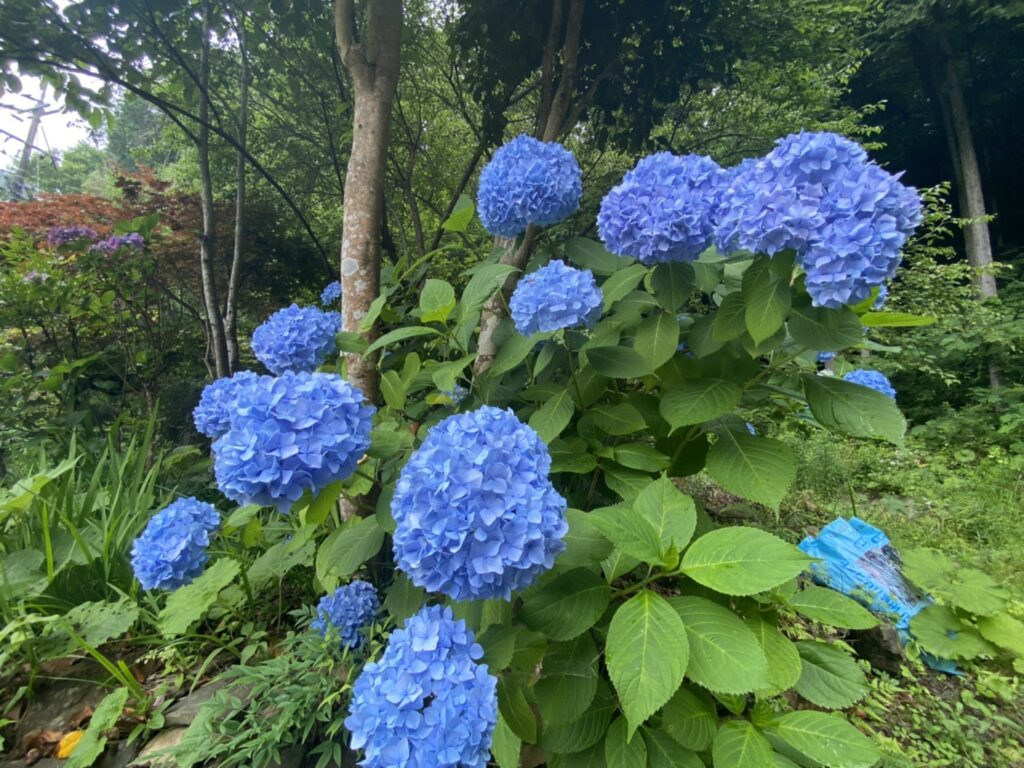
{"left": 441, "top": 384, "right": 469, "bottom": 406}
{"left": 192, "top": 371, "right": 260, "bottom": 438}
{"left": 509, "top": 260, "right": 603, "bottom": 336}
{"left": 131, "top": 497, "right": 220, "bottom": 590}
{"left": 715, "top": 132, "right": 922, "bottom": 308}
{"left": 213, "top": 371, "right": 374, "bottom": 511}
{"left": 391, "top": 406, "right": 568, "bottom": 600}
{"left": 817, "top": 351, "right": 836, "bottom": 364}
{"left": 873, "top": 283, "right": 888, "bottom": 310}
{"left": 47, "top": 226, "right": 97, "bottom": 247}
{"left": 312, "top": 580, "right": 380, "bottom": 650}
{"left": 598, "top": 152, "right": 726, "bottom": 264}
{"left": 251, "top": 303, "right": 341, "bottom": 374}
{"left": 843, "top": 369, "right": 897, "bottom": 399}
{"left": 321, "top": 280, "right": 342, "bottom": 305}
{"left": 344, "top": 605, "right": 497, "bottom": 768}
{"left": 93, "top": 233, "right": 144, "bottom": 254}
{"left": 477, "top": 134, "right": 582, "bottom": 237}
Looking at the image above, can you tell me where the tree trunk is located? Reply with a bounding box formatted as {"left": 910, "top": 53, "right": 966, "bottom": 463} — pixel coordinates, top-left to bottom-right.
{"left": 936, "top": 31, "right": 996, "bottom": 300}
{"left": 225, "top": 19, "right": 250, "bottom": 372}
{"left": 934, "top": 29, "right": 1000, "bottom": 389}
{"left": 474, "top": 0, "right": 585, "bottom": 376}
{"left": 198, "top": 0, "right": 229, "bottom": 379}
{"left": 334, "top": 0, "right": 402, "bottom": 407}
{"left": 8, "top": 85, "right": 46, "bottom": 202}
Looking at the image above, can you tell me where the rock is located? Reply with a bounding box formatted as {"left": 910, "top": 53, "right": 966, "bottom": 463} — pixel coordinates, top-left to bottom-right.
{"left": 849, "top": 623, "right": 906, "bottom": 675}
{"left": 97, "top": 741, "right": 140, "bottom": 768}
{"left": 163, "top": 681, "right": 229, "bottom": 727}
{"left": 132, "top": 727, "right": 187, "bottom": 766}
{"left": 12, "top": 664, "right": 108, "bottom": 754}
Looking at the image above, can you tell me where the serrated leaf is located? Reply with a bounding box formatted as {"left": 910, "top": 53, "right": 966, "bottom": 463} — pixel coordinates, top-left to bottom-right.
{"left": 660, "top": 379, "right": 742, "bottom": 431}
{"left": 562, "top": 509, "right": 614, "bottom": 567}
{"left": 660, "top": 686, "right": 717, "bottom": 751}
{"left": 520, "top": 569, "right": 611, "bottom": 641}
{"left": 902, "top": 548, "right": 1007, "bottom": 616}
{"left": 540, "top": 686, "right": 615, "bottom": 754}
{"left": 910, "top": 604, "right": 996, "bottom": 660}
{"left": 611, "top": 444, "right": 670, "bottom": 472}
{"left": 604, "top": 717, "right": 647, "bottom": 768}
{"left": 442, "top": 195, "right": 474, "bottom": 232}
{"left": 420, "top": 278, "right": 457, "bottom": 322}
{"left": 498, "top": 679, "right": 537, "bottom": 743}
{"left": 650, "top": 262, "right": 696, "bottom": 311}
{"left": 601, "top": 263, "right": 648, "bottom": 310}
{"left": 769, "top": 710, "right": 880, "bottom": 768}
{"left": 977, "top": 612, "right": 1024, "bottom": 657}
{"left": 566, "top": 237, "right": 632, "bottom": 275}
{"left": 643, "top": 727, "right": 703, "bottom": 768}
{"left": 788, "top": 305, "right": 863, "bottom": 350}
{"left": 591, "top": 403, "right": 646, "bottom": 435}
{"left": 744, "top": 271, "right": 791, "bottom": 344}
{"left": 712, "top": 720, "right": 773, "bottom": 768}
{"left": 586, "top": 346, "right": 654, "bottom": 379}
{"left": 529, "top": 389, "right": 575, "bottom": 443}
{"left": 636, "top": 312, "right": 680, "bottom": 368}
{"left": 705, "top": 431, "right": 796, "bottom": 510}
{"left": 315, "top": 516, "right": 384, "bottom": 591}
{"left": 60, "top": 599, "right": 139, "bottom": 651}
{"left": 802, "top": 374, "right": 906, "bottom": 443}
{"left": 380, "top": 370, "right": 406, "bottom": 410}
{"left": 794, "top": 640, "right": 868, "bottom": 709}
{"left": 491, "top": 714, "right": 522, "bottom": 768}
{"left": 602, "top": 463, "right": 655, "bottom": 501}
{"left": 535, "top": 633, "right": 600, "bottom": 725}
{"left": 606, "top": 591, "right": 689, "bottom": 738}
{"left": 633, "top": 476, "right": 696, "bottom": 553}
{"left": 158, "top": 558, "right": 241, "bottom": 637}
{"left": 383, "top": 572, "right": 425, "bottom": 623}
{"left": 744, "top": 614, "right": 802, "bottom": 696}
{"left": 363, "top": 326, "right": 440, "bottom": 356}
{"left": 668, "top": 596, "right": 769, "bottom": 693}
{"left": 490, "top": 330, "right": 542, "bottom": 376}
{"left": 589, "top": 506, "right": 665, "bottom": 564}
{"left": 786, "top": 586, "right": 879, "bottom": 629}
{"left": 712, "top": 291, "right": 748, "bottom": 342}
{"left": 681, "top": 527, "right": 811, "bottom": 595}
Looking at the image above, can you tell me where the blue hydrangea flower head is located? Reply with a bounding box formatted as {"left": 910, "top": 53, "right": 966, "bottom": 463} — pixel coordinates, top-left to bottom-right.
{"left": 193, "top": 370, "right": 260, "bottom": 438}
{"left": 321, "top": 280, "right": 342, "bottom": 305}
{"left": 477, "top": 134, "right": 582, "bottom": 237}
{"left": 93, "top": 233, "right": 144, "bottom": 254}
{"left": 843, "top": 369, "right": 896, "bottom": 399}
{"left": 509, "top": 260, "right": 602, "bottom": 335}
{"left": 344, "top": 605, "right": 497, "bottom": 768}
{"left": 392, "top": 406, "right": 568, "bottom": 600}
{"left": 312, "top": 580, "right": 380, "bottom": 649}
{"left": 817, "top": 351, "right": 836, "bottom": 364}
{"left": 131, "top": 497, "right": 220, "bottom": 590}
{"left": 251, "top": 304, "right": 341, "bottom": 374}
{"left": 441, "top": 384, "right": 469, "bottom": 406}
{"left": 213, "top": 371, "right": 375, "bottom": 511}
{"left": 598, "top": 152, "right": 727, "bottom": 265}
{"left": 715, "top": 132, "right": 922, "bottom": 309}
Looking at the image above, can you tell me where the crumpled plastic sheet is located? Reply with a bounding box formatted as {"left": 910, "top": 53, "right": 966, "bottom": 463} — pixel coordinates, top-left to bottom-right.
{"left": 799, "top": 517, "right": 958, "bottom": 674}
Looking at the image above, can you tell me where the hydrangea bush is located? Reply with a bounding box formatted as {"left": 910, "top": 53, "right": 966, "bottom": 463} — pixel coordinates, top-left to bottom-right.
{"left": 147, "top": 131, "right": 940, "bottom": 768}
{"left": 844, "top": 368, "right": 898, "bottom": 399}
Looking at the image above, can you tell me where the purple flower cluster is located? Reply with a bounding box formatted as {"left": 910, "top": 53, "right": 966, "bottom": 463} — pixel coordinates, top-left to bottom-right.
{"left": 212, "top": 371, "right": 374, "bottom": 511}
{"left": 715, "top": 132, "right": 922, "bottom": 308}
{"left": 843, "top": 369, "right": 897, "bottom": 399}
{"left": 344, "top": 605, "right": 497, "bottom": 768}
{"left": 509, "top": 260, "right": 603, "bottom": 336}
{"left": 192, "top": 371, "right": 260, "bottom": 439}
{"left": 46, "top": 226, "right": 98, "bottom": 247}
{"left": 477, "top": 134, "right": 582, "bottom": 237}
{"left": 312, "top": 580, "right": 380, "bottom": 650}
{"left": 131, "top": 497, "right": 220, "bottom": 590}
{"left": 391, "top": 406, "right": 568, "bottom": 601}
{"left": 598, "top": 152, "right": 726, "bottom": 264}
{"left": 251, "top": 304, "right": 341, "bottom": 374}
{"left": 93, "top": 233, "right": 145, "bottom": 254}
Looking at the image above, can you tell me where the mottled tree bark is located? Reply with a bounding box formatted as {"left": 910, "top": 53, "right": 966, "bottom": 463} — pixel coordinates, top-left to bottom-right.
{"left": 334, "top": 0, "right": 402, "bottom": 405}
{"left": 198, "top": 0, "right": 229, "bottom": 378}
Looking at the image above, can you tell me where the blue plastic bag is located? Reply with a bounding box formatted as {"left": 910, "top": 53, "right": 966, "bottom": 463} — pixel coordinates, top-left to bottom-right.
{"left": 799, "top": 517, "right": 958, "bottom": 674}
